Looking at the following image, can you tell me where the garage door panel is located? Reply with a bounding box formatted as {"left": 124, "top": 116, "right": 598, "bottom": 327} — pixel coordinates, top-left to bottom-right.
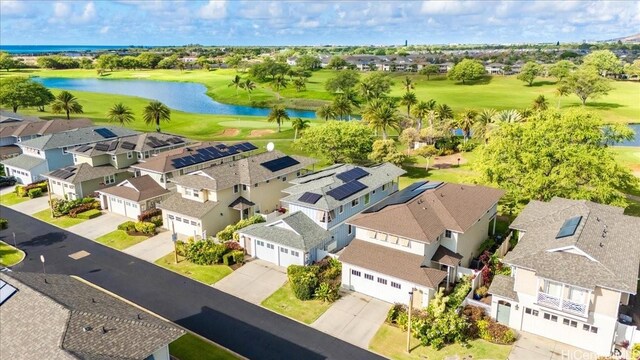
{"left": 255, "top": 240, "right": 278, "bottom": 264}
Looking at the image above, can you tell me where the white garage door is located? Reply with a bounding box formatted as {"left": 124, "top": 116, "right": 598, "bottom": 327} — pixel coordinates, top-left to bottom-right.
{"left": 277, "top": 247, "right": 301, "bottom": 267}
{"left": 167, "top": 215, "right": 201, "bottom": 237}
{"left": 346, "top": 267, "right": 406, "bottom": 304}
{"left": 109, "top": 197, "right": 127, "bottom": 216}
{"left": 255, "top": 240, "right": 278, "bottom": 264}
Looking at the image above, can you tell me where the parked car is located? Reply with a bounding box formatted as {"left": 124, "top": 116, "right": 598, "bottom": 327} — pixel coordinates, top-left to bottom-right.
{"left": 0, "top": 176, "right": 16, "bottom": 187}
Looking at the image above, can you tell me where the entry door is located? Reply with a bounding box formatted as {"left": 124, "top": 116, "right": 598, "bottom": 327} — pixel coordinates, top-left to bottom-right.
{"left": 497, "top": 301, "right": 511, "bottom": 325}
{"left": 412, "top": 289, "right": 423, "bottom": 309}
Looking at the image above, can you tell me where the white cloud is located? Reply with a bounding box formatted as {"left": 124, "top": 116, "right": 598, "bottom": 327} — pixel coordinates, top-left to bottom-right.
{"left": 200, "top": 0, "right": 227, "bottom": 20}
{"left": 53, "top": 1, "right": 71, "bottom": 17}
{"left": 0, "top": 0, "right": 26, "bottom": 15}
{"left": 78, "top": 2, "right": 96, "bottom": 23}
{"left": 420, "top": 0, "right": 482, "bottom": 15}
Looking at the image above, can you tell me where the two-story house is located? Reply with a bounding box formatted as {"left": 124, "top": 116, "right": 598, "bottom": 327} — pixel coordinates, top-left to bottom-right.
{"left": 157, "top": 151, "right": 316, "bottom": 238}
{"left": 0, "top": 126, "right": 138, "bottom": 184}
{"left": 339, "top": 181, "right": 503, "bottom": 308}
{"left": 490, "top": 197, "right": 640, "bottom": 356}
{"left": 97, "top": 175, "right": 170, "bottom": 220}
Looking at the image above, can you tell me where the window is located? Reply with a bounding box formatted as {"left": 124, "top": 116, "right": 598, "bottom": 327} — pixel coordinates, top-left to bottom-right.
{"left": 364, "top": 274, "right": 374, "bottom": 281}
{"left": 111, "top": 155, "right": 116, "bottom": 161}
{"left": 127, "top": 151, "right": 133, "bottom": 159}
{"left": 377, "top": 277, "right": 387, "bottom": 285}
{"left": 339, "top": 205, "right": 344, "bottom": 214}
{"left": 257, "top": 240, "right": 264, "bottom": 246}
{"left": 291, "top": 251, "right": 299, "bottom": 257}
{"left": 351, "top": 269, "right": 361, "bottom": 277}
{"left": 372, "top": 189, "right": 376, "bottom": 194}
{"left": 104, "top": 174, "right": 115, "bottom": 185}
{"left": 591, "top": 327, "right": 598, "bottom": 334}
{"left": 525, "top": 308, "right": 539, "bottom": 316}
{"left": 352, "top": 198, "right": 360, "bottom": 207}
{"left": 568, "top": 287, "right": 586, "bottom": 303}
{"left": 72, "top": 154, "right": 77, "bottom": 163}
{"left": 583, "top": 324, "right": 590, "bottom": 331}
{"left": 193, "top": 190, "right": 199, "bottom": 198}
{"left": 445, "top": 230, "right": 452, "bottom": 238}
{"left": 190, "top": 221, "right": 197, "bottom": 226}
{"left": 254, "top": 183, "right": 258, "bottom": 187}
{"left": 364, "top": 193, "right": 370, "bottom": 205}
{"left": 242, "top": 184, "right": 247, "bottom": 191}
{"left": 583, "top": 324, "right": 598, "bottom": 333}
{"left": 280, "top": 248, "right": 289, "bottom": 254}
{"left": 348, "top": 225, "right": 353, "bottom": 235}
{"left": 543, "top": 313, "right": 558, "bottom": 322}
{"left": 266, "top": 243, "right": 275, "bottom": 249}
{"left": 185, "top": 188, "right": 192, "bottom": 196}
{"left": 282, "top": 176, "right": 287, "bottom": 182}
{"left": 570, "top": 320, "right": 577, "bottom": 327}
{"left": 391, "top": 281, "right": 401, "bottom": 289}
{"left": 563, "top": 318, "right": 570, "bottom": 326}
{"left": 183, "top": 218, "right": 189, "bottom": 224}
{"left": 382, "top": 184, "right": 387, "bottom": 191}
{"left": 233, "top": 184, "right": 239, "bottom": 193}
{"left": 168, "top": 215, "right": 175, "bottom": 220}
{"left": 62, "top": 146, "right": 69, "bottom": 154}
{"left": 544, "top": 280, "right": 562, "bottom": 297}
{"left": 398, "top": 238, "right": 409, "bottom": 247}
{"left": 176, "top": 217, "right": 182, "bottom": 222}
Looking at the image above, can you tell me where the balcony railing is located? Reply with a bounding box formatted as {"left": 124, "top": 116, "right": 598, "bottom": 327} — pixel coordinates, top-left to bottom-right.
{"left": 537, "top": 292, "right": 588, "bottom": 317}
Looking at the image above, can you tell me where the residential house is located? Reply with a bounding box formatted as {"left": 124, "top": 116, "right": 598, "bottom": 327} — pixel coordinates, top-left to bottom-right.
{"left": 97, "top": 175, "right": 170, "bottom": 219}
{"left": 158, "top": 150, "right": 315, "bottom": 238}
{"left": 485, "top": 63, "right": 506, "bottom": 75}
{"left": 238, "top": 211, "right": 332, "bottom": 267}
{"left": 438, "top": 62, "right": 455, "bottom": 73}
{"left": 279, "top": 163, "right": 406, "bottom": 252}
{"left": 44, "top": 163, "right": 133, "bottom": 200}
{"left": 0, "top": 117, "right": 92, "bottom": 147}
{"left": 340, "top": 181, "right": 503, "bottom": 308}
{"left": 130, "top": 142, "right": 257, "bottom": 189}
{"left": 490, "top": 197, "right": 640, "bottom": 355}
{"left": 0, "top": 271, "right": 184, "bottom": 360}
{"left": 0, "top": 126, "right": 138, "bottom": 184}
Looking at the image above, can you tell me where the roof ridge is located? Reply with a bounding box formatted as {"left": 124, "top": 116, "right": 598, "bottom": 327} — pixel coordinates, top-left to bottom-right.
{"left": 70, "top": 310, "right": 183, "bottom": 332}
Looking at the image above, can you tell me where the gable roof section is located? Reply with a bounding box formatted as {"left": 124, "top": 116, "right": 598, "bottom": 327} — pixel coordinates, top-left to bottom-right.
{"left": 44, "top": 163, "right": 125, "bottom": 184}
{"left": 239, "top": 211, "right": 331, "bottom": 251}
{"left": 98, "top": 175, "right": 169, "bottom": 202}
{"left": 70, "top": 132, "right": 188, "bottom": 157}
{"left": 157, "top": 192, "right": 218, "bottom": 219}
{"left": 504, "top": 197, "right": 640, "bottom": 294}
{"left": 18, "top": 126, "right": 139, "bottom": 150}
{"left": 11, "top": 118, "right": 93, "bottom": 138}
{"left": 0, "top": 154, "right": 46, "bottom": 170}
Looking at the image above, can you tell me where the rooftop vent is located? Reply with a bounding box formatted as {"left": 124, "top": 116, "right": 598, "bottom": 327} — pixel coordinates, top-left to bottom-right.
{"left": 83, "top": 326, "right": 92, "bottom": 332}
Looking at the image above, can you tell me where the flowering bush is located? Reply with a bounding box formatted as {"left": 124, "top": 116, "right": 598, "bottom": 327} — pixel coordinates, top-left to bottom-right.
{"left": 138, "top": 208, "right": 162, "bottom": 222}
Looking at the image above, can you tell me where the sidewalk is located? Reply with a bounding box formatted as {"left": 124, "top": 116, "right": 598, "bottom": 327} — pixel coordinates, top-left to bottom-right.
{"left": 123, "top": 230, "right": 184, "bottom": 262}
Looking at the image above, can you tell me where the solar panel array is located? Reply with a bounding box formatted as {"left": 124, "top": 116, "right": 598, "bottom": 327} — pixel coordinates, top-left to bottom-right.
{"left": 0, "top": 280, "right": 17, "bottom": 306}
{"left": 336, "top": 167, "right": 369, "bottom": 182}
{"left": 49, "top": 167, "right": 76, "bottom": 180}
{"left": 146, "top": 136, "right": 170, "bottom": 149}
{"left": 364, "top": 181, "right": 439, "bottom": 213}
{"left": 327, "top": 180, "right": 366, "bottom": 201}
{"left": 75, "top": 145, "right": 92, "bottom": 153}
{"left": 108, "top": 141, "right": 119, "bottom": 151}
{"left": 94, "top": 143, "right": 110, "bottom": 152}
{"left": 121, "top": 141, "right": 136, "bottom": 150}
{"left": 414, "top": 181, "right": 443, "bottom": 192}
{"left": 94, "top": 128, "right": 117, "bottom": 138}
{"left": 298, "top": 192, "right": 322, "bottom": 204}
{"left": 169, "top": 142, "right": 258, "bottom": 169}
{"left": 167, "top": 137, "right": 185, "bottom": 144}
{"left": 260, "top": 156, "right": 300, "bottom": 172}
{"left": 556, "top": 216, "right": 582, "bottom": 239}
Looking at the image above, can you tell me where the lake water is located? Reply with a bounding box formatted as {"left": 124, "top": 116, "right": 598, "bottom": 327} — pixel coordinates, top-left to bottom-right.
{"left": 620, "top": 124, "right": 640, "bottom": 147}
{"left": 33, "top": 77, "right": 318, "bottom": 118}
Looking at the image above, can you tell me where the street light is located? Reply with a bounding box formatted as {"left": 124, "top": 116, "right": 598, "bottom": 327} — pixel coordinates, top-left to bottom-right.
{"left": 171, "top": 220, "right": 178, "bottom": 264}
{"left": 40, "top": 255, "right": 46, "bottom": 275}
{"left": 406, "top": 289, "right": 414, "bottom": 353}
{"left": 12, "top": 232, "right": 16, "bottom": 248}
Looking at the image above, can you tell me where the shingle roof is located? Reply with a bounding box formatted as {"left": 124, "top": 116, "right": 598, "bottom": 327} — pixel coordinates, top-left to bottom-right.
{"left": 228, "top": 196, "right": 255, "bottom": 210}
{"left": 281, "top": 163, "right": 406, "bottom": 211}
{"left": 348, "top": 182, "right": 503, "bottom": 243}
{"left": 157, "top": 192, "right": 219, "bottom": 219}
{"left": 18, "top": 126, "right": 139, "bottom": 150}
{"left": 488, "top": 275, "right": 518, "bottom": 301}
{"left": 431, "top": 245, "right": 463, "bottom": 267}
{"left": 44, "top": 163, "right": 126, "bottom": 184}
{"left": 239, "top": 211, "right": 331, "bottom": 251}
{"left": 11, "top": 118, "right": 93, "bottom": 138}
{"left": 339, "top": 239, "right": 448, "bottom": 289}
{"left": 0, "top": 153, "right": 46, "bottom": 170}
{"left": 98, "top": 175, "right": 169, "bottom": 202}
{"left": 0, "top": 272, "right": 184, "bottom": 360}
{"left": 504, "top": 197, "right": 640, "bottom": 294}
{"left": 70, "top": 133, "right": 187, "bottom": 157}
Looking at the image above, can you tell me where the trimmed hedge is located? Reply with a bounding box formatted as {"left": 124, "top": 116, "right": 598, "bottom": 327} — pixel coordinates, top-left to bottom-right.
{"left": 118, "top": 221, "right": 137, "bottom": 232}
{"left": 138, "top": 208, "right": 162, "bottom": 222}
{"left": 51, "top": 197, "right": 99, "bottom": 217}
{"left": 28, "top": 188, "right": 42, "bottom": 198}
{"left": 16, "top": 181, "right": 48, "bottom": 197}
{"left": 77, "top": 209, "right": 102, "bottom": 219}
{"left": 68, "top": 202, "right": 100, "bottom": 218}
{"left": 0, "top": 218, "right": 7, "bottom": 230}
{"left": 134, "top": 221, "right": 156, "bottom": 235}
{"left": 149, "top": 215, "right": 163, "bottom": 227}
{"left": 216, "top": 215, "right": 265, "bottom": 241}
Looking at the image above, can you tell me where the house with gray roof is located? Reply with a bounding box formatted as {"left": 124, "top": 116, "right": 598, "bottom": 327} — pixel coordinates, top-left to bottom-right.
{"left": 0, "top": 126, "right": 138, "bottom": 184}
{"left": 488, "top": 197, "right": 640, "bottom": 356}
{"left": 0, "top": 271, "right": 184, "bottom": 360}
{"left": 97, "top": 175, "right": 171, "bottom": 220}
{"left": 43, "top": 163, "right": 133, "bottom": 200}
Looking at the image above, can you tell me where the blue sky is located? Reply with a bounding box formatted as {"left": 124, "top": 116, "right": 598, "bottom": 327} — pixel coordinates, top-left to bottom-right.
{"left": 1, "top": 0, "right": 638, "bottom": 46}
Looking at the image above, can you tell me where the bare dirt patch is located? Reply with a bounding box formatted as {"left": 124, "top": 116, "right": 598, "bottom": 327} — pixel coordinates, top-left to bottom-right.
{"left": 220, "top": 128, "right": 240, "bottom": 137}
{"left": 431, "top": 153, "right": 468, "bottom": 169}
{"left": 249, "top": 129, "right": 275, "bottom": 137}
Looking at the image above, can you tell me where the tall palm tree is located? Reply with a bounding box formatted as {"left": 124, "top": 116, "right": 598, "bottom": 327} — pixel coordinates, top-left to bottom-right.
{"left": 291, "top": 117, "right": 310, "bottom": 140}
{"left": 456, "top": 110, "right": 477, "bottom": 143}
{"left": 271, "top": 74, "right": 288, "bottom": 100}
{"left": 402, "top": 76, "right": 414, "bottom": 92}
{"left": 293, "top": 77, "right": 307, "bottom": 92}
{"left": 332, "top": 95, "right": 352, "bottom": 121}
{"left": 472, "top": 108, "right": 497, "bottom": 143}
{"left": 143, "top": 101, "right": 171, "bottom": 132}
{"left": 532, "top": 95, "right": 549, "bottom": 111}
{"left": 359, "top": 82, "right": 376, "bottom": 102}
{"left": 229, "top": 75, "right": 242, "bottom": 95}
{"left": 51, "top": 90, "right": 83, "bottom": 120}
{"left": 555, "top": 84, "right": 570, "bottom": 108}
{"left": 267, "top": 105, "right": 289, "bottom": 132}
{"left": 243, "top": 79, "right": 256, "bottom": 100}
{"left": 400, "top": 91, "right": 418, "bottom": 118}
{"left": 106, "top": 103, "right": 134, "bottom": 126}
{"left": 412, "top": 101, "right": 430, "bottom": 131}
{"left": 316, "top": 104, "right": 337, "bottom": 121}
{"left": 362, "top": 99, "right": 401, "bottom": 140}
{"left": 435, "top": 103, "right": 454, "bottom": 124}
{"left": 496, "top": 109, "right": 523, "bottom": 123}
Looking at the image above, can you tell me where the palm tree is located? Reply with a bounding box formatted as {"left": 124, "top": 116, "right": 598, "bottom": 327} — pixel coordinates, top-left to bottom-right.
{"left": 496, "top": 109, "right": 523, "bottom": 123}
{"left": 143, "top": 101, "right": 171, "bottom": 132}
{"left": 267, "top": 105, "right": 289, "bottom": 132}
{"left": 456, "top": 110, "right": 477, "bottom": 143}
{"left": 51, "top": 90, "right": 83, "bottom": 120}
{"left": 400, "top": 91, "right": 418, "bottom": 118}
{"left": 435, "top": 103, "right": 454, "bottom": 124}
{"left": 271, "top": 74, "right": 288, "bottom": 100}
{"left": 555, "top": 84, "right": 570, "bottom": 109}
{"left": 402, "top": 76, "right": 414, "bottom": 92}
{"left": 412, "top": 101, "right": 430, "bottom": 131}
{"left": 243, "top": 79, "right": 256, "bottom": 100}
{"left": 472, "top": 108, "right": 497, "bottom": 143}
{"left": 362, "top": 99, "right": 401, "bottom": 140}
{"left": 316, "top": 104, "right": 337, "bottom": 121}
{"left": 359, "top": 82, "right": 376, "bottom": 102}
{"left": 532, "top": 95, "right": 549, "bottom": 111}
{"left": 293, "top": 78, "right": 307, "bottom": 92}
{"left": 291, "top": 117, "right": 310, "bottom": 140}
{"left": 229, "top": 75, "right": 242, "bottom": 95}
{"left": 106, "top": 103, "right": 134, "bottom": 126}
{"left": 332, "top": 95, "right": 352, "bottom": 121}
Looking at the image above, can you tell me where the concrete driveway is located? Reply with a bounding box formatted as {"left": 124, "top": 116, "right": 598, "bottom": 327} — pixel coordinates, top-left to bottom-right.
{"left": 123, "top": 230, "right": 184, "bottom": 262}
{"left": 509, "top": 332, "right": 595, "bottom": 360}
{"left": 312, "top": 291, "right": 390, "bottom": 349}
{"left": 67, "top": 212, "right": 129, "bottom": 240}
{"left": 214, "top": 259, "right": 287, "bottom": 304}
{"left": 9, "top": 196, "right": 50, "bottom": 215}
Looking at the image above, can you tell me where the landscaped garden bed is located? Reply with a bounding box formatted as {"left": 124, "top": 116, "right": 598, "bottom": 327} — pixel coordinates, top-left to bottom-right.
{"left": 261, "top": 281, "right": 333, "bottom": 324}
{"left": 0, "top": 241, "right": 25, "bottom": 267}
{"left": 154, "top": 253, "right": 232, "bottom": 285}
{"left": 32, "top": 209, "right": 87, "bottom": 228}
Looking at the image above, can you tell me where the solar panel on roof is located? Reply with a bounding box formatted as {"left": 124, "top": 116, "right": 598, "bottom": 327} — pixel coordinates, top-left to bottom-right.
{"left": 75, "top": 145, "right": 91, "bottom": 152}
{"left": 0, "top": 280, "right": 17, "bottom": 306}
{"left": 49, "top": 169, "right": 66, "bottom": 178}
{"left": 121, "top": 141, "right": 136, "bottom": 150}
{"left": 327, "top": 180, "right": 367, "bottom": 201}
{"left": 94, "top": 143, "right": 110, "bottom": 152}
{"left": 94, "top": 128, "right": 117, "bottom": 138}
{"left": 107, "top": 141, "right": 118, "bottom": 151}
{"left": 260, "top": 156, "right": 300, "bottom": 172}
{"left": 336, "top": 167, "right": 369, "bottom": 182}
{"left": 363, "top": 181, "right": 430, "bottom": 213}
{"left": 61, "top": 171, "right": 75, "bottom": 179}
{"left": 299, "top": 192, "right": 322, "bottom": 204}
{"left": 243, "top": 142, "right": 258, "bottom": 151}
{"left": 414, "top": 181, "right": 443, "bottom": 192}
{"left": 556, "top": 216, "right": 582, "bottom": 239}
{"left": 167, "top": 137, "right": 185, "bottom": 144}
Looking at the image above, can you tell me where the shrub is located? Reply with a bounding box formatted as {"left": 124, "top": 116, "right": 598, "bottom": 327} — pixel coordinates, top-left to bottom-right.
{"left": 446, "top": 275, "right": 472, "bottom": 309}
{"left": 314, "top": 282, "right": 339, "bottom": 302}
{"left": 0, "top": 218, "right": 7, "bottom": 230}
{"left": 77, "top": 209, "right": 102, "bottom": 219}
{"left": 288, "top": 265, "right": 319, "bottom": 301}
{"left": 231, "top": 250, "right": 244, "bottom": 264}
{"left": 216, "top": 215, "right": 266, "bottom": 241}
{"left": 118, "top": 221, "right": 137, "bottom": 232}
{"left": 24, "top": 181, "right": 48, "bottom": 194}
{"left": 15, "top": 185, "right": 25, "bottom": 197}
{"left": 457, "top": 141, "right": 477, "bottom": 152}
{"left": 475, "top": 285, "right": 489, "bottom": 298}
{"left": 175, "top": 240, "right": 187, "bottom": 256}
{"left": 183, "top": 240, "right": 229, "bottom": 265}
{"left": 222, "top": 252, "right": 235, "bottom": 266}
{"left": 51, "top": 197, "right": 99, "bottom": 217}
{"left": 386, "top": 303, "right": 405, "bottom": 324}
{"left": 475, "top": 317, "right": 515, "bottom": 344}
{"left": 28, "top": 188, "right": 42, "bottom": 198}
{"left": 68, "top": 202, "right": 99, "bottom": 218}
{"left": 134, "top": 221, "right": 156, "bottom": 235}
{"left": 224, "top": 241, "right": 243, "bottom": 251}
{"left": 138, "top": 208, "right": 162, "bottom": 222}
{"left": 149, "top": 215, "right": 163, "bottom": 227}
{"left": 631, "top": 343, "right": 640, "bottom": 359}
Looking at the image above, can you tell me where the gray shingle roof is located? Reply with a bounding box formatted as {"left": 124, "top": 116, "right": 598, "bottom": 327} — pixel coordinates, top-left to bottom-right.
{"left": 157, "top": 192, "right": 219, "bottom": 218}
{"left": 44, "top": 163, "right": 126, "bottom": 184}
{"left": 488, "top": 275, "right": 518, "bottom": 301}
{"left": 19, "top": 126, "right": 139, "bottom": 150}
{"left": 281, "top": 163, "right": 406, "bottom": 211}
{"left": 239, "top": 211, "right": 331, "bottom": 251}
{"left": 98, "top": 175, "right": 169, "bottom": 202}
{"left": 504, "top": 197, "right": 640, "bottom": 294}
{"left": 70, "top": 133, "right": 188, "bottom": 157}
{"left": 1, "top": 153, "right": 46, "bottom": 170}
{"left": 0, "top": 272, "right": 184, "bottom": 360}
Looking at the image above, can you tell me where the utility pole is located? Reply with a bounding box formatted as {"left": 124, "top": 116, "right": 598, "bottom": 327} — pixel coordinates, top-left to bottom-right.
{"left": 171, "top": 220, "right": 178, "bottom": 264}
{"left": 406, "top": 289, "right": 414, "bottom": 353}
{"left": 47, "top": 180, "right": 54, "bottom": 217}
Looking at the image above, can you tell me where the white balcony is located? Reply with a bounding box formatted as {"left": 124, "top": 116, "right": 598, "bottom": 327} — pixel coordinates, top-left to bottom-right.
{"left": 537, "top": 292, "right": 588, "bottom": 317}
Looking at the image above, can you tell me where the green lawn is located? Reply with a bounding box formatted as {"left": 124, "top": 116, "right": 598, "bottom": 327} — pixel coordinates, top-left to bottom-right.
{"left": 625, "top": 198, "right": 640, "bottom": 217}
{"left": 369, "top": 323, "right": 512, "bottom": 360}
{"left": 169, "top": 333, "right": 238, "bottom": 360}
{"left": 154, "top": 254, "right": 232, "bottom": 285}
{"left": 32, "top": 209, "right": 86, "bottom": 228}
{"left": 261, "top": 282, "right": 332, "bottom": 324}
{"left": 0, "top": 192, "right": 29, "bottom": 206}
{"left": 0, "top": 241, "right": 25, "bottom": 267}
{"left": 95, "top": 230, "right": 148, "bottom": 250}
{"left": 399, "top": 165, "right": 477, "bottom": 189}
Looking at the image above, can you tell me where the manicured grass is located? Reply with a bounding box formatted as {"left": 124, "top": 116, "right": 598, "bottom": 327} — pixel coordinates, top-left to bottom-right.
{"left": 95, "top": 230, "right": 148, "bottom": 250}
{"left": 0, "top": 192, "right": 29, "bottom": 206}
{"left": 154, "top": 253, "right": 232, "bottom": 285}
{"left": 399, "top": 165, "right": 477, "bottom": 189}
{"left": 261, "top": 281, "right": 332, "bottom": 324}
{"left": 169, "top": 333, "right": 238, "bottom": 360}
{"left": 0, "top": 241, "right": 25, "bottom": 267}
{"left": 32, "top": 209, "right": 86, "bottom": 228}
{"left": 369, "top": 323, "right": 512, "bottom": 360}
{"left": 625, "top": 198, "right": 640, "bottom": 217}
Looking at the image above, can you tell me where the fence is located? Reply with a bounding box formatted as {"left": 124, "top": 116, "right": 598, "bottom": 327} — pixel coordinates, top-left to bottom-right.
{"left": 494, "top": 232, "right": 512, "bottom": 258}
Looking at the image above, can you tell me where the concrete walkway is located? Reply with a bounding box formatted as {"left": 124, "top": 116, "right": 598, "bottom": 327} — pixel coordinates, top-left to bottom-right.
{"left": 214, "top": 259, "right": 287, "bottom": 304}
{"left": 312, "top": 291, "right": 390, "bottom": 349}
{"left": 508, "top": 332, "right": 594, "bottom": 360}
{"left": 123, "top": 230, "right": 182, "bottom": 262}
{"left": 67, "top": 212, "right": 129, "bottom": 240}
{"left": 9, "top": 196, "right": 50, "bottom": 215}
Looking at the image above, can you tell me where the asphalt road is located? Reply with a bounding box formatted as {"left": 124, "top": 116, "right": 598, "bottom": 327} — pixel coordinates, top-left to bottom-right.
{"left": 0, "top": 206, "right": 385, "bottom": 360}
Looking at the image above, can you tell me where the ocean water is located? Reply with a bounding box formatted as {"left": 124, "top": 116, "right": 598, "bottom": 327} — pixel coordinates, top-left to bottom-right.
{"left": 0, "top": 45, "right": 137, "bottom": 54}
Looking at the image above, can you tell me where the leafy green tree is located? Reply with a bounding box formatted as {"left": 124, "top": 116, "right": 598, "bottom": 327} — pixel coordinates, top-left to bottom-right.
{"left": 399, "top": 128, "right": 419, "bottom": 150}
{"left": 296, "top": 120, "right": 374, "bottom": 164}
{"left": 293, "top": 77, "right": 307, "bottom": 92}
{"left": 411, "top": 99, "right": 436, "bottom": 131}
{"left": 271, "top": 74, "right": 288, "bottom": 100}
{"left": 79, "top": 58, "right": 93, "bottom": 69}
{"left": 267, "top": 105, "right": 289, "bottom": 132}
{"left": 517, "top": 61, "right": 543, "bottom": 86}
{"left": 400, "top": 91, "right": 417, "bottom": 118}
{"left": 332, "top": 95, "right": 352, "bottom": 121}
{"left": 196, "top": 56, "right": 210, "bottom": 70}
{"left": 0, "top": 52, "right": 18, "bottom": 71}
{"left": 472, "top": 108, "right": 497, "bottom": 143}
{"left": 476, "top": 109, "right": 636, "bottom": 210}
{"left": 95, "top": 54, "right": 120, "bottom": 72}
{"left": 359, "top": 72, "right": 393, "bottom": 100}
{"left": 496, "top": 109, "right": 522, "bottom": 123}
{"left": 555, "top": 84, "right": 571, "bottom": 108}
{"left": 368, "top": 139, "right": 406, "bottom": 166}
{"left": 297, "top": 55, "right": 321, "bottom": 71}
{"left": 415, "top": 145, "right": 438, "bottom": 173}
{"left": 419, "top": 64, "right": 440, "bottom": 80}
{"left": 0, "top": 77, "right": 54, "bottom": 112}
{"left": 447, "top": 59, "right": 486, "bottom": 84}
{"left": 362, "top": 99, "right": 401, "bottom": 140}
{"left": 532, "top": 95, "right": 549, "bottom": 111}
{"left": 316, "top": 104, "right": 336, "bottom": 121}
{"left": 137, "top": 52, "right": 162, "bottom": 69}
{"left": 243, "top": 79, "right": 256, "bottom": 100}
{"left": 624, "top": 60, "right": 640, "bottom": 77}
{"left": 548, "top": 60, "right": 575, "bottom": 80}
{"left": 325, "top": 69, "right": 360, "bottom": 93}
{"left": 229, "top": 75, "right": 243, "bottom": 95}
{"left": 291, "top": 117, "right": 310, "bottom": 140}
{"left": 435, "top": 103, "right": 454, "bottom": 124}
{"left": 156, "top": 55, "right": 179, "bottom": 69}
{"left": 51, "top": 90, "right": 83, "bottom": 119}
{"left": 119, "top": 56, "right": 141, "bottom": 70}
{"left": 327, "top": 56, "right": 347, "bottom": 70}
{"left": 225, "top": 54, "right": 243, "bottom": 69}
{"left": 142, "top": 100, "right": 171, "bottom": 132}
{"left": 107, "top": 103, "right": 134, "bottom": 126}
{"left": 561, "top": 65, "right": 613, "bottom": 105}
{"left": 582, "top": 50, "right": 623, "bottom": 77}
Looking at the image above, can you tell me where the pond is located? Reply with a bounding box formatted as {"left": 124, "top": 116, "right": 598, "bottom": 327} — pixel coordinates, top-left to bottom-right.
{"left": 33, "top": 77, "right": 319, "bottom": 118}
{"left": 619, "top": 124, "right": 640, "bottom": 147}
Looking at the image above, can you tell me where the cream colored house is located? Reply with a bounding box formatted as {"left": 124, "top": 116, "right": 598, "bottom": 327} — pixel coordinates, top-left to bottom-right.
{"left": 157, "top": 151, "right": 316, "bottom": 238}
{"left": 44, "top": 163, "right": 133, "bottom": 200}
{"left": 97, "top": 175, "right": 170, "bottom": 220}
{"left": 490, "top": 197, "right": 640, "bottom": 356}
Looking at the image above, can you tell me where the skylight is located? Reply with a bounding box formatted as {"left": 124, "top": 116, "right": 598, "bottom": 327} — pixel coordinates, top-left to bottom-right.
{"left": 0, "top": 279, "right": 17, "bottom": 306}
{"left": 556, "top": 216, "right": 582, "bottom": 239}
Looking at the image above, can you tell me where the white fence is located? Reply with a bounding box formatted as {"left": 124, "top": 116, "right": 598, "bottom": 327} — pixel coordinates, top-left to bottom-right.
{"left": 495, "top": 232, "right": 512, "bottom": 258}
{"left": 616, "top": 321, "right": 640, "bottom": 345}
